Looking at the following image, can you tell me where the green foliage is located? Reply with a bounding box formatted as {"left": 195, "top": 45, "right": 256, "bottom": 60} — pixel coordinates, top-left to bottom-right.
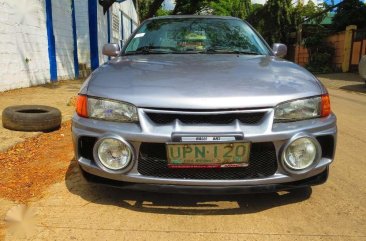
{"left": 260, "top": 0, "right": 293, "bottom": 45}
{"left": 332, "top": 0, "right": 366, "bottom": 31}
{"left": 172, "top": 0, "right": 214, "bottom": 15}
{"left": 210, "top": 0, "right": 251, "bottom": 19}
{"left": 156, "top": 8, "right": 171, "bottom": 16}
{"left": 246, "top": 4, "right": 265, "bottom": 33}
{"left": 291, "top": 1, "right": 324, "bottom": 28}
{"left": 138, "top": 0, "right": 171, "bottom": 20}
{"left": 304, "top": 30, "right": 335, "bottom": 73}
{"left": 137, "top": 0, "right": 152, "bottom": 20}
{"left": 138, "top": 0, "right": 328, "bottom": 50}
{"left": 247, "top": 0, "right": 325, "bottom": 45}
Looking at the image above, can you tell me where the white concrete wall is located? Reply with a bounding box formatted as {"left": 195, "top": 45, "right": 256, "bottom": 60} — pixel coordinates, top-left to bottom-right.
{"left": 97, "top": 3, "right": 109, "bottom": 65}
{"left": 0, "top": 0, "right": 139, "bottom": 92}
{"left": 120, "top": 0, "right": 139, "bottom": 42}
{"left": 122, "top": 14, "right": 132, "bottom": 41}
{"left": 0, "top": 0, "right": 50, "bottom": 92}
{"left": 120, "top": 0, "right": 139, "bottom": 26}
{"left": 74, "top": 0, "right": 139, "bottom": 68}
{"left": 96, "top": 0, "right": 139, "bottom": 65}
{"left": 74, "top": 0, "right": 90, "bottom": 68}
{"left": 52, "top": 0, "right": 75, "bottom": 80}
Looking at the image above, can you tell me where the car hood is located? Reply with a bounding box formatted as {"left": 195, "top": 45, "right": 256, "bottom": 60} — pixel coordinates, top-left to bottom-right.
{"left": 86, "top": 54, "right": 323, "bottom": 109}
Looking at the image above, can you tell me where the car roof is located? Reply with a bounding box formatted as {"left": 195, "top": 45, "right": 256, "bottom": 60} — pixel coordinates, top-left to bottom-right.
{"left": 147, "top": 15, "right": 241, "bottom": 21}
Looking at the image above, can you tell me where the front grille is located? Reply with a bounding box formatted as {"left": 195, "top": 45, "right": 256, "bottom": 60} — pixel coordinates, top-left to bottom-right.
{"left": 137, "top": 142, "right": 278, "bottom": 180}
{"left": 145, "top": 112, "right": 266, "bottom": 125}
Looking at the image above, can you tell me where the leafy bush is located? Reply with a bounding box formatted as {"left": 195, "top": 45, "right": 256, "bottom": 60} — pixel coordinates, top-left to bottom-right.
{"left": 303, "top": 30, "right": 335, "bottom": 73}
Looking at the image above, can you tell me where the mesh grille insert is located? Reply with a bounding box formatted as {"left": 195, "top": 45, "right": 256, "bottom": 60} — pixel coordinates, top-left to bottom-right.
{"left": 145, "top": 112, "right": 266, "bottom": 125}
{"left": 137, "top": 142, "right": 278, "bottom": 180}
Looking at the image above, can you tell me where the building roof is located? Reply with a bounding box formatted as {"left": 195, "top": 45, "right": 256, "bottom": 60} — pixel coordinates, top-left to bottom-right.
{"left": 304, "top": 12, "right": 335, "bottom": 25}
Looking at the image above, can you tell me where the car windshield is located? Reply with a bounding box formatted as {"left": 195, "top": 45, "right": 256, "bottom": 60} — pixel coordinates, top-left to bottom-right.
{"left": 123, "top": 18, "right": 271, "bottom": 56}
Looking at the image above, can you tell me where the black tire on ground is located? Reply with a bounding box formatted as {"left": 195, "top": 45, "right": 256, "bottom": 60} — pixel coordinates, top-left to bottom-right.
{"left": 2, "top": 105, "right": 62, "bottom": 132}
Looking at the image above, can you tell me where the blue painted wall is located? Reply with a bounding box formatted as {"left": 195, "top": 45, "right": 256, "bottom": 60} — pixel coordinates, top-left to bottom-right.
{"left": 88, "top": 0, "right": 99, "bottom": 70}
{"left": 107, "top": 9, "right": 111, "bottom": 43}
{"left": 71, "top": 0, "right": 79, "bottom": 79}
{"left": 45, "top": 0, "right": 57, "bottom": 81}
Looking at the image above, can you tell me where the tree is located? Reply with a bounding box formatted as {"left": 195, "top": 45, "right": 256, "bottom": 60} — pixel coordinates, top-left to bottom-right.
{"left": 172, "top": 0, "right": 213, "bottom": 15}
{"left": 139, "top": 0, "right": 212, "bottom": 20}
{"left": 144, "top": 0, "right": 166, "bottom": 20}
{"left": 138, "top": 0, "right": 170, "bottom": 20}
{"left": 246, "top": 4, "right": 265, "bottom": 33}
{"left": 261, "top": 0, "right": 293, "bottom": 45}
{"left": 332, "top": 0, "right": 366, "bottom": 31}
{"left": 137, "top": 0, "right": 153, "bottom": 20}
{"left": 292, "top": 0, "right": 319, "bottom": 27}
{"left": 210, "top": 0, "right": 251, "bottom": 19}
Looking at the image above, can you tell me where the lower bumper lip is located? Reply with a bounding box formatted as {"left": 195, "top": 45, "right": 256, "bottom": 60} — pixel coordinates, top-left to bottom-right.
{"left": 77, "top": 156, "right": 332, "bottom": 186}
{"left": 79, "top": 165, "right": 329, "bottom": 195}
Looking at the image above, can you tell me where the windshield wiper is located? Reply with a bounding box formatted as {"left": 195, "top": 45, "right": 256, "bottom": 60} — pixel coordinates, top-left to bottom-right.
{"left": 124, "top": 46, "right": 176, "bottom": 56}
{"left": 203, "top": 48, "right": 261, "bottom": 55}
{"left": 233, "top": 50, "right": 262, "bottom": 55}
{"left": 124, "top": 46, "right": 261, "bottom": 56}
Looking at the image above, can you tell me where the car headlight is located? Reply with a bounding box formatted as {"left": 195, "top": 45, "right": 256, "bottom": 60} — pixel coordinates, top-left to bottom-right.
{"left": 75, "top": 95, "right": 138, "bottom": 122}
{"left": 274, "top": 95, "right": 331, "bottom": 122}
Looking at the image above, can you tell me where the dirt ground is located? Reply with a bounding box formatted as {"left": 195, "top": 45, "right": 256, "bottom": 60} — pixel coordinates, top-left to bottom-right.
{"left": 0, "top": 80, "right": 83, "bottom": 152}
{"left": 0, "top": 75, "right": 365, "bottom": 240}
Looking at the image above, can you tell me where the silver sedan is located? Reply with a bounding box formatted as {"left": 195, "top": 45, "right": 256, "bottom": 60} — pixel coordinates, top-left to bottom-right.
{"left": 72, "top": 16, "right": 337, "bottom": 194}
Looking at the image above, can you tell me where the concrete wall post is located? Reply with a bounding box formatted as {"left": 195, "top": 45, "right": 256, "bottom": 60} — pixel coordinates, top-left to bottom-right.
{"left": 342, "top": 25, "right": 357, "bottom": 72}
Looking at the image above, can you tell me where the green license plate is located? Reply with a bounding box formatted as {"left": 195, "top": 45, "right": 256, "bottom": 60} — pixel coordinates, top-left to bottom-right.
{"left": 166, "top": 142, "right": 251, "bottom": 168}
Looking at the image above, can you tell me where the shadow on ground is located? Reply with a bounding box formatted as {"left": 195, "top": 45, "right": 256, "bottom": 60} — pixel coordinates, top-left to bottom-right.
{"left": 340, "top": 84, "right": 366, "bottom": 94}
{"left": 65, "top": 160, "right": 311, "bottom": 216}
{"left": 317, "top": 73, "right": 363, "bottom": 82}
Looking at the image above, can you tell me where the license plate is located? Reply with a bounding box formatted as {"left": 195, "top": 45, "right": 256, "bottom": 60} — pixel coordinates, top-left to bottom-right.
{"left": 166, "top": 142, "right": 251, "bottom": 168}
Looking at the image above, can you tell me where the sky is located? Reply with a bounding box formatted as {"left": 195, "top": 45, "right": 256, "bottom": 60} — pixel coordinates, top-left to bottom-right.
{"left": 163, "top": 0, "right": 175, "bottom": 10}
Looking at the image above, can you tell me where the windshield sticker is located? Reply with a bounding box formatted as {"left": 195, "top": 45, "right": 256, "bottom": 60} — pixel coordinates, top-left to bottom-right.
{"left": 134, "top": 33, "right": 145, "bottom": 38}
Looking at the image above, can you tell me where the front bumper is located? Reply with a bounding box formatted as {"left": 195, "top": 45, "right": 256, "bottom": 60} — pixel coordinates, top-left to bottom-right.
{"left": 79, "top": 166, "right": 329, "bottom": 195}
{"left": 72, "top": 108, "right": 337, "bottom": 189}
{"left": 79, "top": 165, "right": 329, "bottom": 194}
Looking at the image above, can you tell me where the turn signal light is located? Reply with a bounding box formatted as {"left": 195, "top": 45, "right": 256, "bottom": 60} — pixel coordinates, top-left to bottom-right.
{"left": 321, "top": 94, "right": 331, "bottom": 117}
{"left": 76, "top": 95, "right": 88, "bottom": 118}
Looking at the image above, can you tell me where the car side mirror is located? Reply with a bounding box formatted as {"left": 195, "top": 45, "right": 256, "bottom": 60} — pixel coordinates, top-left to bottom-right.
{"left": 103, "top": 43, "right": 121, "bottom": 57}
{"left": 272, "top": 43, "right": 287, "bottom": 58}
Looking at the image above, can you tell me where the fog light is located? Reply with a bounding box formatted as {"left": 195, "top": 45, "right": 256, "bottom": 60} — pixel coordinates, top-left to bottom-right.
{"left": 96, "top": 138, "right": 133, "bottom": 170}
{"left": 283, "top": 137, "right": 319, "bottom": 170}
